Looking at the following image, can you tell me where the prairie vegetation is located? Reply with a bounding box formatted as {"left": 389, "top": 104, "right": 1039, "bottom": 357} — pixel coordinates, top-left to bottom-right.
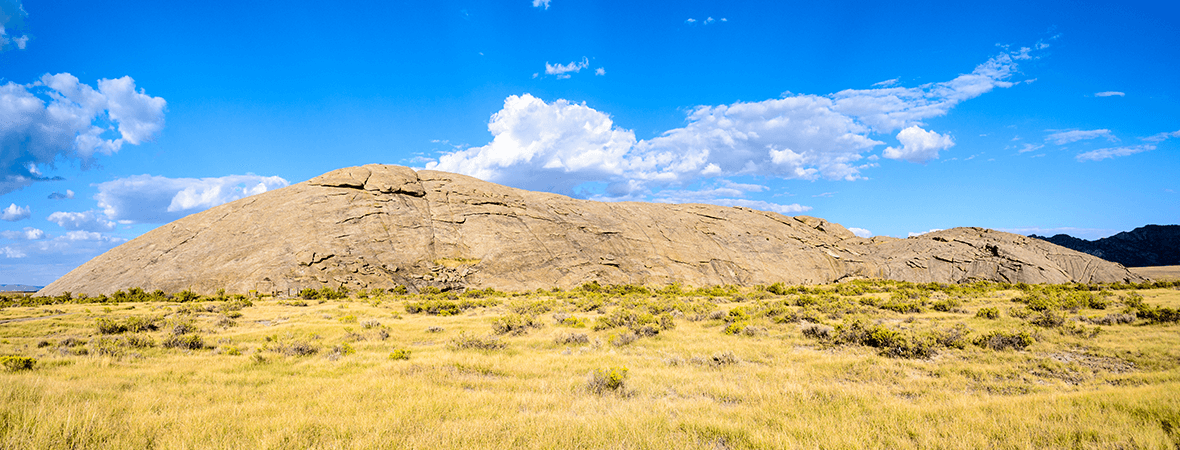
{"left": 2, "top": 280, "right": 1179, "bottom": 449}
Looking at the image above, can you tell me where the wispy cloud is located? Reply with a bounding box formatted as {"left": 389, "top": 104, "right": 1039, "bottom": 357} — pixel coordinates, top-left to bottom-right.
{"left": 1076, "top": 145, "right": 1155, "bottom": 162}
{"left": 1143, "top": 129, "right": 1180, "bottom": 143}
{"left": 595, "top": 67, "right": 605, "bottom": 76}
{"left": 544, "top": 57, "right": 589, "bottom": 79}
{"left": 0, "top": 0, "right": 30, "bottom": 52}
{"left": 0, "top": 227, "right": 44, "bottom": 240}
{"left": 48, "top": 190, "right": 75, "bottom": 200}
{"left": 46, "top": 211, "right": 115, "bottom": 232}
{"left": 1045, "top": 129, "right": 1117, "bottom": 145}
{"left": 1094, "top": 91, "right": 1125, "bottom": 97}
{"left": 531, "top": 0, "right": 551, "bottom": 10}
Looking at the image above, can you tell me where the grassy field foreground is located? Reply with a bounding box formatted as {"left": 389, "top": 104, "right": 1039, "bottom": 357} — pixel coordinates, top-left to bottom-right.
{"left": 2, "top": 280, "right": 1179, "bottom": 449}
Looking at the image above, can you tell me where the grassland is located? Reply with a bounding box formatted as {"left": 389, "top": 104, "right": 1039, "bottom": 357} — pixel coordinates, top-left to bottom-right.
{"left": 2, "top": 280, "right": 1179, "bottom": 449}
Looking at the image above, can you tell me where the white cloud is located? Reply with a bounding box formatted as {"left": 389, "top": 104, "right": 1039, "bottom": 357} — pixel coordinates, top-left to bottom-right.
{"left": 882, "top": 126, "right": 954, "bottom": 163}
{"left": 848, "top": 227, "right": 872, "bottom": 238}
{"left": 705, "top": 17, "right": 715, "bottom": 24}
{"left": 1045, "top": 129, "right": 1116, "bottom": 145}
{"left": 1076, "top": 145, "right": 1155, "bottom": 162}
{"left": 2, "top": 246, "right": 25, "bottom": 258}
{"left": 1018, "top": 143, "right": 1044, "bottom": 153}
{"left": 1143, "top": 129, "right": 1180, "bottom": 143}
{"left": 531, "top": 0, "right": 551, "bottom": 9}
{"left": 427, "top": 45, "right": 1036, "bottom": 197}
{"left": 0, "top": 1, "right": 30, "bottom": 52}
{"left": 908, "top": 228, "right": 943, "bottom": 237}
{"left": 47, "top": 210, "right": 115, "bottom": 231}
{"left": 1, "top": 203, "right": 30, "bottom": 221}
{"left": 95, "top": 173, "right": 289, "bottom": 223}
{"left": 0, "top": 227, "right": 44, "bottom": 240}
{"left": 48, "top": 189, "right": 74, "bottom": 200}
{"left": 1094, "top": 91, "right": 1124, "bottom": 97}
{"left": 595, "top": 67, "right": 605, "bottom": 76}
{"left": 685, "top": 18, "right": 696, "bottom": 24}
{"left": 0, "top": 73, "right": 166, "bottom": 194}
{"left": 545, "top": 57, "right": 589, "bottom": 79}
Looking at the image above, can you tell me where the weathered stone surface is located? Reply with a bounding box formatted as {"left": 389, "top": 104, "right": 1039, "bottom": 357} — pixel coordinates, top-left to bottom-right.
{"left": 38, "top": 164, "right": 1145, "bottom": 296}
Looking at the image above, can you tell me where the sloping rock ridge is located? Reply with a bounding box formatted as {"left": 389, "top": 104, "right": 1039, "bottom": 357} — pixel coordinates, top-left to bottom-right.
{"left": 1030, "top": 225, "right": 1180, "bottom": 267}
{"left": 39, "top": 164, "right": 1146, "bottom": 296}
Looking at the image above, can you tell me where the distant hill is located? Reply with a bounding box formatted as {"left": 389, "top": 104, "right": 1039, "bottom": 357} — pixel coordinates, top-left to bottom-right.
{"left": 0, "top": 284, "right": 44, "bottom": 292}
{"left": 1030, "top": 225, "right": 1180, "bottom": 267}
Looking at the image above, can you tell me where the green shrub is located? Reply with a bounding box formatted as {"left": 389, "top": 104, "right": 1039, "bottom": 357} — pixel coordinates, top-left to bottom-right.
{"left": 975, "top": 307, "right": 1000, "bottom": 319}
{"left": 95, "top": 317, "right": 126, "bottom": 334}
{"left": 176, "top": 290, "right": 201, "bottom": 302}
{"left": 879, "top": 299, "right": 922, "bottom": 314}
{"left": 339, "top": 314, "right": 358, "bottom": 324}
{"left": 833, "top": 320, "right": 934, "bottom": 358}
{"left": 163, "top": 334, "right": 204, "bottom": 350}
{"left": 586, "top": 367, "right": 629, "bottom": 395}
{"left": 974, "top": 330, "right": 1034, "bottom": 351}
{"left": 388, "top": 348, "right": 411, "bottom": 360}
{"left": 932, "top": 298, "right": 962, "bottom": 312}
{"left": 1029, "top": 311, "right": 1065, "bottom": 328}
{"left": 1, "top": 356, "right": 36, "bottom": 371}
{"left": 723, "top": 322, "right": 747, "bottom": 335}
{"left": 448, "top": 332, "right": 505, "bottom": 351}
{"left": 491, "top": 313, "right": 542, "bottom": 335}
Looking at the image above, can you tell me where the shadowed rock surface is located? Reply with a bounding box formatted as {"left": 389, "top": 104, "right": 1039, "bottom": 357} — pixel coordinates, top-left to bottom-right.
{"left": 1030, "top": 225, "right": 1180, "bottom": 268}
{"left": 38, "top": 165, "right": 1146, "bottom": 296}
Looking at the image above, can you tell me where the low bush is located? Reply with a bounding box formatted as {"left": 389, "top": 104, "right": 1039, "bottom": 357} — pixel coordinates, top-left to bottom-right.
{"left": 801, "top": 322, "right": 833, "bottom": 339}
{"left": 932, "top": 298, "right": 962, "bottom": 312}
{"left": 405, "top": 298, "right": 499, "bottom": 315}
{"left": 1029, "top": 311, "right": 1066, "bottom": 328}
{"left": 491, "top": 313, "right": 542, "bottom": 336}
{"left": 448, "top": 332, "right": 505, "bottom": 351}
{"left": 388, "top": 349, "right": 411, "bottom": 360}
{"left": 975, "top": 307, "right": 1000, "bottom": 319}
{"left": 832, "top": 320, "right": 934, "bottom": 359}
{"left": 586, "top": 367, "right": 629, "bottom": 395}
{"left": 1, "top": 356, "right": 36, "bottom": 371}
{"left": 974, "top": 330, "right": 1034, "bottom": 351}
{"left": 690, "top": 351, "right": 739, "bottom": 368}
{"left": 1083, "top": 313, "right": 1137, "bottom": 326}
{"left": 162, "top": 334, "right": 204, "bottom": 350}
{"left": 609, "top": 332, "right": 638, "bottom": 347}
{"left": 554, "top": 332, "right": 590, "bottom": 345}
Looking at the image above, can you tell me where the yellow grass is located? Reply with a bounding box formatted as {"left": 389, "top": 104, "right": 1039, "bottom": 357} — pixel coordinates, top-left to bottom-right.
{"left": 2, "top": 283, "right": 1179, "bottom": 449}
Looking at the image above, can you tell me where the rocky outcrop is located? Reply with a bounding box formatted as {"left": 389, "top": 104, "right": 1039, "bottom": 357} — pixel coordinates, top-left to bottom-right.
{"left": 38, "top": 165, "right": 1146, "bottom": 296}
{"left": 1030, "top": 225, "right": 1180, "bottom": 267}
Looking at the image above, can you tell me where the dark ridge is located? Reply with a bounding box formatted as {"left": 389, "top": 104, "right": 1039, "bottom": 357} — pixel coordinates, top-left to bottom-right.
{"left": 1030, "top": 225, "right": 1180, "bottom": 267}
{"left": 0, "top": 284, "right": 45, "bottom": 292}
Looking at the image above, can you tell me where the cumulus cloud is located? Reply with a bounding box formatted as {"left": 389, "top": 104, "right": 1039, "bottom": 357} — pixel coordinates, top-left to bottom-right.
{"left": 882, "top": 126, "right": 954, "bottom": 163}
{"left": 531, "top": 0, "right": 550, "bottom": 9}
{"left": 0, "top": 73, "right": 166, "bottom": 194}
{"left": 47, "top": 210, "right": 115, "bottom": 231}
{"left": 1143, "top": 129, "right": 1180, "bottom": 143}
{"left": 595, "top": 67, "right": 605, "bottom": 76}
{"left": 427, "top": 45, "right": 1039, "bottom": 210}
{"left": 1, "top": 203, "right": 30, "bottom": 221}
{"left": 545, "top": 57, "right": 589, "bottom": 79}
{"left": 1076, "top": 145, "right": 1155, "bottom": 162}
{"left": 847, "top": 227, "right": 872, "bottom": 238}
{"left": 1094, "top": 91, "right": 1124, "bottom": 97}
{"left": 95, "top": 173, "right": 289, "bottom": 223}
{"left": 0, "top": 227, "right": 43, "bottom": 240}
{"left": 1045, "top": 129, "right": 1116, "bottom": 145}
{"left": 1, "top": 246, "right": 25, "bottom": 258}
{"left": 48, "top": 189, "right": 74, "bottom": 200}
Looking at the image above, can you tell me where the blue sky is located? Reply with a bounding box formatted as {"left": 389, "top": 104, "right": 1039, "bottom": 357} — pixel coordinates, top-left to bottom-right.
{"left": 1, "top": 0, "right": 1177, "bottom": 285}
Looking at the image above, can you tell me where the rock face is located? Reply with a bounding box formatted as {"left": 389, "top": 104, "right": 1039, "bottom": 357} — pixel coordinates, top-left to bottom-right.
{"left": 38, "top": 165, "right": 1146, "bottom": 296}
{"left": 1030, "top": 225, "right": 1180, "bottom": 268}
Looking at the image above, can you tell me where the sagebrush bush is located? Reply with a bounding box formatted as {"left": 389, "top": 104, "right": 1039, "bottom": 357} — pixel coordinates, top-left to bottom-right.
{"left": 554, "top": 332, "right": 590, "bottom": 345}
{"left": 388, "top": 348, "right": 411, "bottom": 360}
{"left": 975, "top": 307, "right": 1000, "bottom": 319}
{"left": 586, "top": 367, "right": 629, "bottom": 395}
{"left": 1083, "top": 313, "right": 1136, "bottom": 325}
{"left": 1, "top": 356, "right": 36, "bottom": 371}
{"left": 609, "top": 331, "right": 638, "bottom": 347}
{"left": 163, "top": 334, "right": 204, "bottom": 350}
{"left": 1029, "top": 311, "right": 1065, "bottom": 328}
{"left": 491, "top": 313, "right": 542, "bottom": 335}
{"left": 800, "top": 322, "right": 833, "bottom": 340}
{"left": 448, "top": 332, "right": 505, "bottom": 351}
{"left": 974, "top": 330, "right": 1034, "bottom": 351}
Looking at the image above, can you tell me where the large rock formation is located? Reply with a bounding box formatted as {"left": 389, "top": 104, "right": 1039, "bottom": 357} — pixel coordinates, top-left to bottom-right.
{"left": 1030, "top": 225, "right": 1180, "bottom": 267}
{"left": 38, "top": 165, "right": 1145, "bottom": 296}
